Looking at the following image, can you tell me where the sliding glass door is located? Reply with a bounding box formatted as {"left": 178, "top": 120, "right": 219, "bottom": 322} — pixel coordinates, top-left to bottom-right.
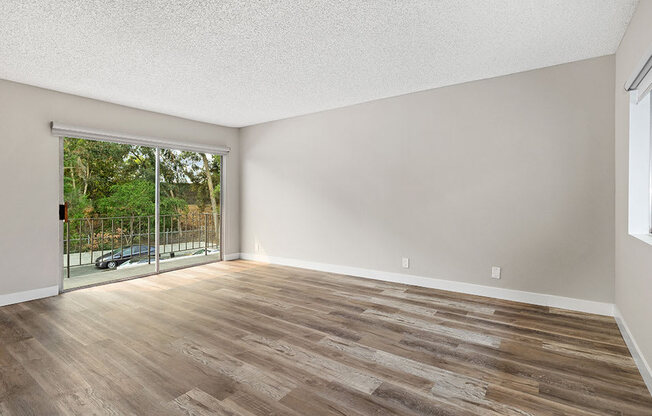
{"left": 61, "top": 137, "right": 222, "bottom": 290}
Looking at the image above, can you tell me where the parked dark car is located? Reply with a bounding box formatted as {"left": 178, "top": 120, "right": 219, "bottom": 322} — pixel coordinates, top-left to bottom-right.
{"left": 95, "top": 245, "right": 155, "bottom": 269}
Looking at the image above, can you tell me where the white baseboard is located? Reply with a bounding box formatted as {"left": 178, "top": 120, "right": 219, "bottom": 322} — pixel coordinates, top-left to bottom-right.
{"left": 0, "top": 285, "right": 59, "bottom": 307}
{"left": 223, "top": 253, "right": 241, "bottom": 261}
{"left": 614, "top": 306, "right": 652, "bottom": 395}
{"left": 239, "top": 253, "right": 614, "bottom": 316}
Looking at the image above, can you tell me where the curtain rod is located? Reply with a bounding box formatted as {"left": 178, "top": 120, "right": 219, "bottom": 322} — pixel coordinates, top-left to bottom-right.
{"left": 625, "top": 45, "right": 652, "bottom": 92}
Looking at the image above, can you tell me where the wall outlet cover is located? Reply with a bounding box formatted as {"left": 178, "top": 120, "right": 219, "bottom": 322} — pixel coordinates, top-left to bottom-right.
{"left": 491, "top": 266, "right": 501, "bottom": 279}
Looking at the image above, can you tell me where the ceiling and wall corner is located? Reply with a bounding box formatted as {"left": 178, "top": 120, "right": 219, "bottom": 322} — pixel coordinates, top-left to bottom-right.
{"left": 0, "top": 0, "right": 638, "bottom": 127}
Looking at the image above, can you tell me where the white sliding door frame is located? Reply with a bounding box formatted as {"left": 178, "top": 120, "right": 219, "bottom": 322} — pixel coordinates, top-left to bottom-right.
{"left": 155, "top": 147, "right": 161, "bottom": 274}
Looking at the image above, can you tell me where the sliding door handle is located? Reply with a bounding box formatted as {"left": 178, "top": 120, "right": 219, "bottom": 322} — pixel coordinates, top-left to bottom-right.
{"left": 59, "top": 202, "right": 69, "bottom": 222}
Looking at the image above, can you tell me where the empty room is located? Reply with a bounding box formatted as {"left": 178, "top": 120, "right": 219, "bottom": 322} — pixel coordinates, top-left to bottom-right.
{"left": 1, "top": 1, "right": 652, "bottom": 415}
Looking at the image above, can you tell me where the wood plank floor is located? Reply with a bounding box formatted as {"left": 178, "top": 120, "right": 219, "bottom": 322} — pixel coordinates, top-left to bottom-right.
{"left": 0, "top": 260, "right": 650, "bottom": 415}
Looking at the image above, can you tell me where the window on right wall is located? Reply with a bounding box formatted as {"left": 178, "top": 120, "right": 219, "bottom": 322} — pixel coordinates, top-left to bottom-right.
{"left": 627, "top": 54, "right": 652, "bottom": 239}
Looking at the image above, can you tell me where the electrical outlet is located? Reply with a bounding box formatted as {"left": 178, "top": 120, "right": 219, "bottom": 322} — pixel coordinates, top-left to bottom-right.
{"left": 491, "top": 266, "right": 501, "bottom": 279}
{"left": 402, "top": 257, "right": 409, "bottom": 268}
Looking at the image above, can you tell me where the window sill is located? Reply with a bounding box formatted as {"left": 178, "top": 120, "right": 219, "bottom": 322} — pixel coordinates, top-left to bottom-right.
{"left": 630, "top": 233, "right": 652, "bottom": 246}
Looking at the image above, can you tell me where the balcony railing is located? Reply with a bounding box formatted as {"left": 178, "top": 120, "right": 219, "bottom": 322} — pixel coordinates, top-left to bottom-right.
{"left": 63, "top": 212, "right": 220, "bottom": 275}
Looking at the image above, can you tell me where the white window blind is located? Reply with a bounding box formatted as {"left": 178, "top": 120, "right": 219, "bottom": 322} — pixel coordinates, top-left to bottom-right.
{"left": 51, "top": 122, "right": 230, "bottom": 155}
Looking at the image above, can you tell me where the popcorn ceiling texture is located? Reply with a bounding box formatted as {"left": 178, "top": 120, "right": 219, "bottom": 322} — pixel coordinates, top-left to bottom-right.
{"left": 0, "top": 0, "right": 638, "bottom": 127}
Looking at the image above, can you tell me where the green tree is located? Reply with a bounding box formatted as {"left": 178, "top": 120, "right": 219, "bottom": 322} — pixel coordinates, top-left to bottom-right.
{"left": 95, "top": 180, "right": 185, "bottom": 218}
{"left": 63, "top": 138, "right": 131, "bottom": 205}
{"left": 176, "top": 151, "right": 221, "bottom": 237}
{"left": 63, "top": 176, "right": 92, "bottom": 219}
{"left": 95, "top": 179, "right": 187, "bottom": 245}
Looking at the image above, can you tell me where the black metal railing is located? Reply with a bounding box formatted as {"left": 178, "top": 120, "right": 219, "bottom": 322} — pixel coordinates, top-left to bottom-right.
{"left": 63, "top": 212, "right": 220, "bottom": 276}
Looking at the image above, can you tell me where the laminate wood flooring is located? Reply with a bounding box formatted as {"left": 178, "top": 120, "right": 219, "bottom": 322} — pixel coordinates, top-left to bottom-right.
{"left": 0, "top": 260, "right": 650, "bottom": 415}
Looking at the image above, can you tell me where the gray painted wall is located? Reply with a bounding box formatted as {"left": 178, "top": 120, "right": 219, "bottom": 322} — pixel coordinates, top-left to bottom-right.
{"left": 0, "top": 79, "right": 240, "bottom": 296}
{"left": 614, "top": 0, "right": 652, "bottom": 374}
{"left": 240, "top": 55, "right": 615, "bottom": 303}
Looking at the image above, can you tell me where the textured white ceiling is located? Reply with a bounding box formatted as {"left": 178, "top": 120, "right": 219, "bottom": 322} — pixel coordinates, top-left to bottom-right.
{"left": 0, "top": 1, "right": 638, "bottom": 127}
